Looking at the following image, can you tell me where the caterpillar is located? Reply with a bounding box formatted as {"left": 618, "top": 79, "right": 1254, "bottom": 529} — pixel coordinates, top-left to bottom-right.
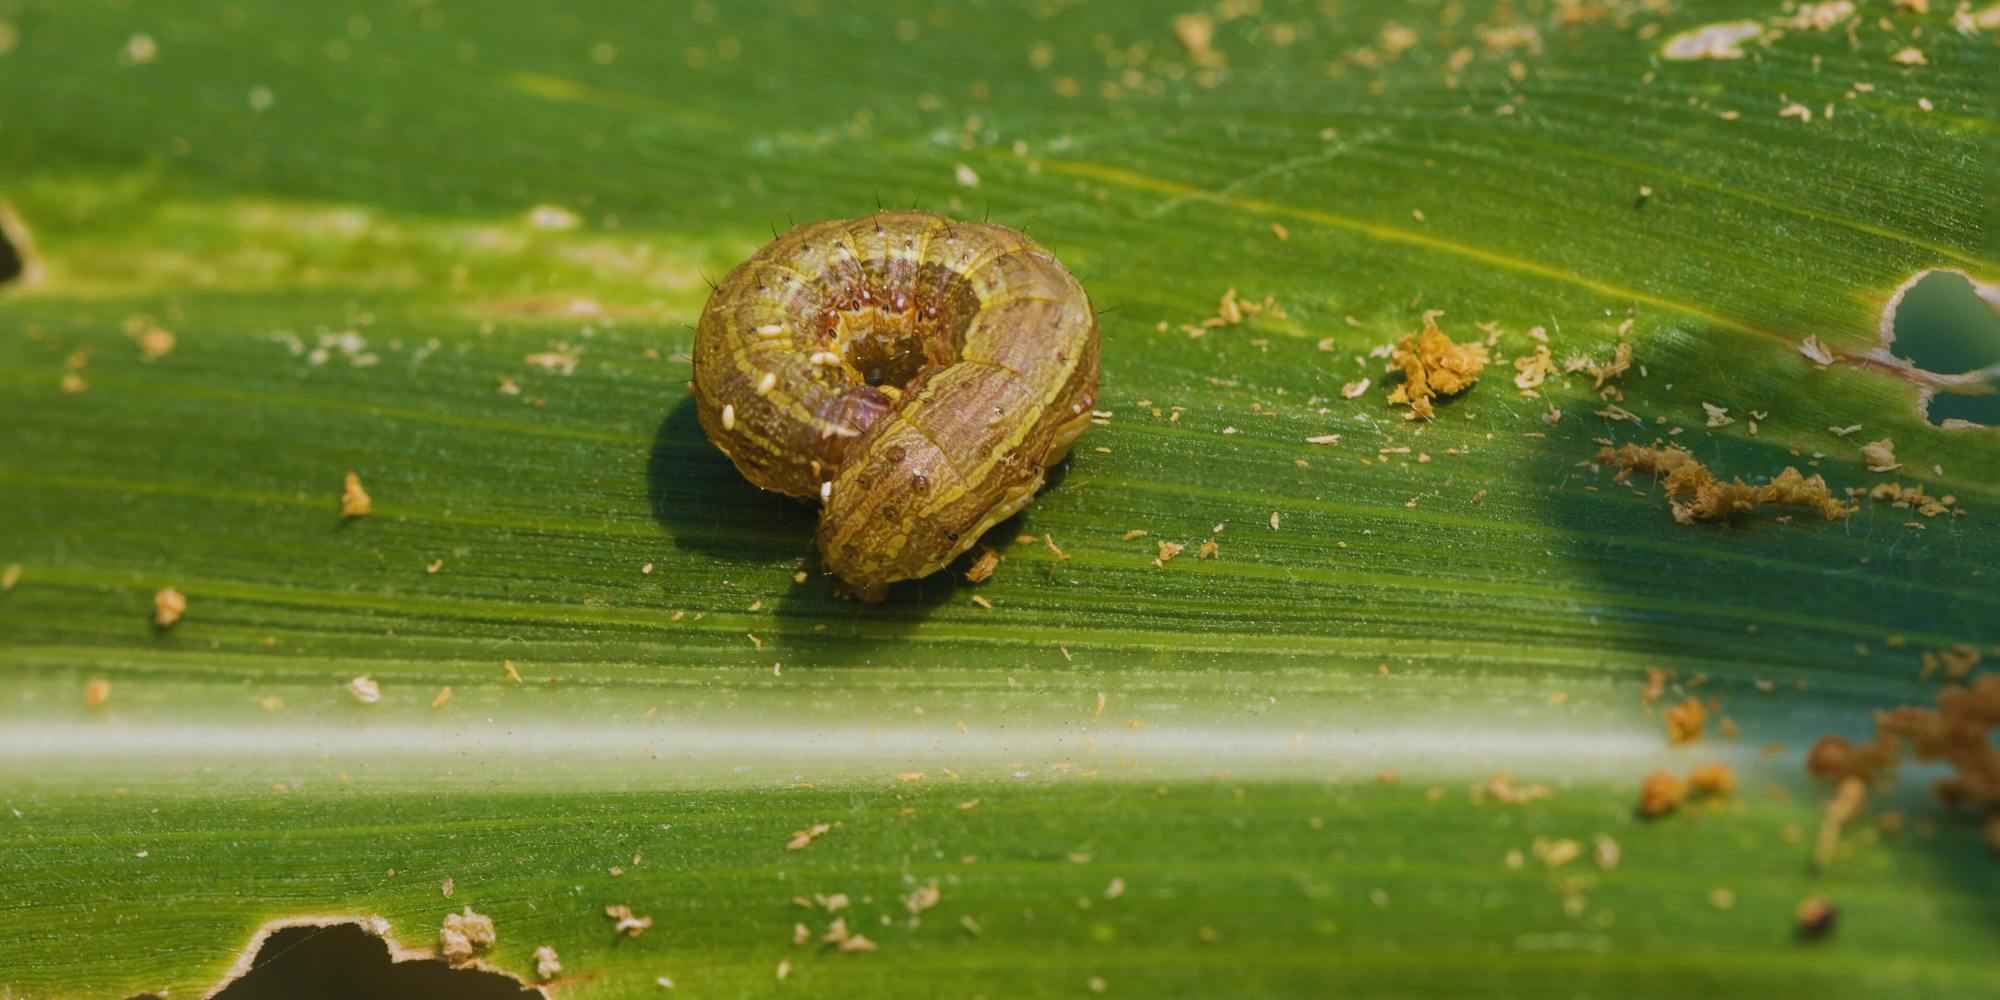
{"left": 692, "top": 211, "right": 1100, "bottom": 601}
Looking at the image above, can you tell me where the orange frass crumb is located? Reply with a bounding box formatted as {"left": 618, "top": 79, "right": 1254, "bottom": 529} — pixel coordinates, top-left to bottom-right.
{"left": 1639, "top": 771, "right": 1687, "bottom": 817}
{"left": 340, "top": 472, "right": 373, "bottom": 519}
{"left": 1664, "top": 696, "right": 1707, "bottom": 744}
{"left": 1795, "top": 895, "right": 1838, "bottom": 940}
{"left": 964, "top": 546, "right": 999, "bottom": 583}
{"left": 1599, "top": 443, "right": 1850, "bottom": 524}
{"left": 438, "top": 907, "right": 495, "bottom": 966}
{"left": 153, "top": 586, "right": 187, "bottom": 628}
{"left": 1386, "top": 311, "right": 1487, "bottom": 420}
{"left": 1689, "top": 762, "right": 1736, "bottom": 795}
{"left": 1806, "top": 674, "right": 2000, "bottom": 854}
{"left": 1640, "top": 666, "right": 1671, "bottom": 706}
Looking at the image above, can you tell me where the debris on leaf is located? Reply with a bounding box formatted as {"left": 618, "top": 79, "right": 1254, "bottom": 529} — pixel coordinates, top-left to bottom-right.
{"left": 1043, "top": 533, "right": 1069, "bottom": 562}
{"left": 154, "top": 586, "right": 187, "bottom": 628}
{"left": 1688, "top": 762, "right": 1735, "bottom": 796}
{"left": 1798, "top": 335, "right": 1835, "bottom": 367}
{"left": 1567, "top": 343, "right": 1632, "bottom": 391}
{"left": 84, "top": 679, "right": 111, "bottom": 708}
{"left": 1172, "top": 12, "right": 1222, "bottom": 67}
{"left": 606, "top": 904, "right": 653, "bottom": 937}
{"left": 1661, "top": 21, "right": 1763, "bottom": 60}
{"left": 340, "top": 472, "right": 373, "bottom": 519}
{"left": 1796, "top": 895, "right": 1838, "bottom": 940}
{"left": 534, "top": 945, "right": 562, "bottom": 980}
{"left": 1532, "top": 837, "right": 1581, "bottom": 870}
{"left": 1805, "top": 733, "right": 1896, "bottom": 785}
{"left": 439, "top": 907, "right": 495, "bottom": 966}
{"left": 905, "top": 881, "right": 941, "bottom": 915}
{"left": 1182, "top": 287, "right": 1277, "bottom": 337}
{"left": 1512, "top": 344, "right": 1555, "bottom": 392}
{"left": 1664, "top": 697, "right": 1707, "bottom": 744}
{"left": 1860, "top": 437, "right": 1899, "bottom": 472}
{"left": 1472, "top": 772, "right": 1553, "bottom": 805}
{"left": 134, "top": 323, "right": 176, "bottom": 361}
{"left": 964, "top": 546, "right": 999, "bottom": 583}
{"left": 527, "top": 204, "right": 580, "bottom": 231}
{"left": 1639, "top": 771, "right": 1687, "bottom": 817}
{"left": 1806, "top": 674, "right": 2000, "bottom": 854}
{"left": 1864, "top": 482, "right": 1955, "bottom": 519}
{"left": 1919, "top": 644, "right": 1980, "bottom": 681}
{"left": 1599, "top": 443, "right": 1851, "bottom": 524}
{"left": 787, "top": 821, "right": 833, "bottom": 850}
{"left": 1811, "top": 776, "right": 1868, "bottom": 871}
{"left": 821, "top": 917, "right": 877, "bottom": 953}
{"left": 1782, "top": 1, "right": 1858, "bottom": 31}
{"left": 1593, "top": 834, "right": 1620, "bottom": 871}
{"left": 121, "top": 32, "right": 158, "bottom": 65}
{"left": 1640, "top": 666, "right": 1671, "bottom": 707}
{"left": 1386, "top": 312, "right": 1487, "bottom": 419}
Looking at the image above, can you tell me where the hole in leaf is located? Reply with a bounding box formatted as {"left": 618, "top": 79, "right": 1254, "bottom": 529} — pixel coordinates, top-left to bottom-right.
{"left": 127, "top": 922, "right": 545, "bottom": 1000}
{"left": 1885, "top": 270, "right": 2000, "bottom": 376}
{"left": 1877, "top": 269, "right": 2000, "bottom": 429}
{"left": 1925, "top": 377, "right": 2000, "bottom": 429}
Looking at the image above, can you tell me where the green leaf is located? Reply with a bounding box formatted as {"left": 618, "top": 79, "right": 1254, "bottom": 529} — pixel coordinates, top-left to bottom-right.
{"left": 2, "top": 1, "right": 1995, "bottom": 996}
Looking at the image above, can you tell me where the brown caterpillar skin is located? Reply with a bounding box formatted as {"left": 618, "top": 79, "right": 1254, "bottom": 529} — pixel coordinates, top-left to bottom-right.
{"left": 692, "top": 211, "right": 1099, "bottom": 601}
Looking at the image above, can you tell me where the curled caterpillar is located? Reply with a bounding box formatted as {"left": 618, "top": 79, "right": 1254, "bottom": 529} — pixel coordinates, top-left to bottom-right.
{"left": 692, "top": 211, "right": 1100, "bottom": 601}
